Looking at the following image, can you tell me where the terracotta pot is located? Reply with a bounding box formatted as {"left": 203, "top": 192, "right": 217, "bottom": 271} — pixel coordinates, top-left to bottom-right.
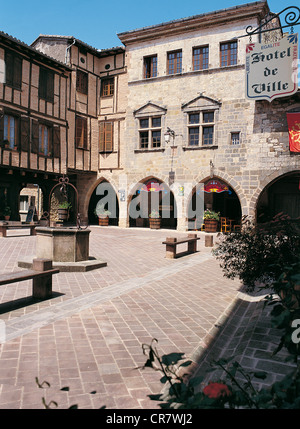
{"left": 98, "top": 216, "right": 109, "bottom": 226}
{"left": 149, "top": 218, "right": 161, "bottom": 229}
{"left": 204, "top": 219, "right": 218, "bottom": 233}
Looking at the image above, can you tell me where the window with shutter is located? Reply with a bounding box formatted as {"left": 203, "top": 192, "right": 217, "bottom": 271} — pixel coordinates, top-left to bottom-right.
{"left": 31, "top": 120, "right": 39, "bottom": 154}
{"left": 75, "top": 116, "right": 87, "bottom": 149}
{"left": 39, "top": 68, "right": 54, "bottom": 102}
{"left": 5, "top": 50, "right": 22, "bottom": 89}
{"left": 53, "top": 126, "right": 60, "bottom": 157}
{"left": 20, "top": 117, "right": 29, "bottom": 151}
{"left": 3, "top": 114, "right": 18, "bottom": 149}
{"left": 99, "top": 122, "right": 113, "bottom": 152}
{"left": 101, "top": 78, "right": 114, "bottom": 97}
{"left": 76, "top": 70, "right": 88, "bottom": 95}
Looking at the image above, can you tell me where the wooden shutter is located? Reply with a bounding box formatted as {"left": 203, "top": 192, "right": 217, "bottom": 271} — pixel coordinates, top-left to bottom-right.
{"left": 31, "top": 120, "right": 39, "bottom": 154}
{"left": 105, "top": 122, "right": 113, "bottom": 152}
{"left": 5, "top": 52, "right": 13, "bottom": 86}
{"left": 99, "top": 122, "right": 105, "bottom": 152}
{"left": 20, "top": 117, "right": 29, "bottom": 151}
{"left": 0, "top": 114, "right": 4, "bottom": 143}
{"left": 75, "top": 116, "right": 87, "bottom": 148}
{"left": 53, "top": 126, "right": 60, "bottom": 157}
{"left": 99, "top": 122, "right": 113, "bottom": 152}
{"left": 47, "top": 71, "right": 54, "bottom": 102}
{"left": 14, "top": 56, "right": 22, "bottom": 89}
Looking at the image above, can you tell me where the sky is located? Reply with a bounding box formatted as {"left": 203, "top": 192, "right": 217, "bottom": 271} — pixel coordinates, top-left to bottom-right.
{"left": 0, "top": 0, "right": 298, "bottom": 50}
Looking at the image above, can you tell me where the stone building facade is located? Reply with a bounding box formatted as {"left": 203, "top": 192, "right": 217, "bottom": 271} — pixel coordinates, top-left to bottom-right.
{"left": 0, "top": 0, "right": 299, "bottom": 231}
{"left": 115, "top": 0, "right": 300, "bottom": 231}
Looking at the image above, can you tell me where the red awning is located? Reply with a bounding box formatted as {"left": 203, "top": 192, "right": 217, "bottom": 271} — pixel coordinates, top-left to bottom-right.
{"left": 287, "top": 112, "right": 300, "bottom": 153}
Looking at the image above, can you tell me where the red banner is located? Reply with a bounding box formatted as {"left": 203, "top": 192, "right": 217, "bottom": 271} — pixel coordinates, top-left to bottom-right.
{"left": 287, "top": 113, "right": 300, "bottom": 152}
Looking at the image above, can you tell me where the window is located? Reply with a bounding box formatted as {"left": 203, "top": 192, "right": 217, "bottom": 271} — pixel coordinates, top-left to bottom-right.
{"left": 193, "top": 46, "right": 209, "bottom": 71}
{"left": 3, "top": 114, "right": 18, "bottom": 149}
{"left": 220, "top": 41, "right": 237, "bottom": 67}
{"left": 5, "top": 51, "right": 22, "bottom": 89}
{"left": 101, "top": 78, "right": 114, "bottom": 96}
{"left": 99, "top": 121, "right": 113, "bottom": 152}
{"left": 139, "top": 116, "right": 161, "bottom": 149}
{"left": 75, "top": 116, "right": 87, "bottom": 149}
{"left": 39, "top": 68, "right": 54, "bottom": 102}
{"left": 19, "top": 196, "right": 29, "bottom": 212}
{"left": 231, "top": 132, "right": 240, "bottom": 145}
{"left": 76, "top": 70, "right": 88, "bottom": 94}
{"left": 39, "top": 124, "right": 52, "bottom": 156}
{"left": 188, "top": 111, "right": 215, "bottom": 146}
{"left": 167, "top": 50, "right": 182, "bottom": 75}
{"left": 144, "top": 55, "right": 157, "bottom": 79}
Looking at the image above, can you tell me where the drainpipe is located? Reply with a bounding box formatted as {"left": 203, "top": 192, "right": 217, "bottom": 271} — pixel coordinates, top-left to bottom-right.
{"left": 65, "top": 38, "right": 76, "bottom": 65}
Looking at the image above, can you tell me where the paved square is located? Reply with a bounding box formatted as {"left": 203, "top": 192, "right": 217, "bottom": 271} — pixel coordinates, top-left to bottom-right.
{"left": 0, "top": 227, "right": 294, "bottom": 408}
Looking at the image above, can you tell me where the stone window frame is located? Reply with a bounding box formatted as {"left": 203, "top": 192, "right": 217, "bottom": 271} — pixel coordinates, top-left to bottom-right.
{"left": 220, "top": 40, "right": 238, "bottom": 67}
{"left": 138, "top": 116, "right": 162, "bottom": 149}
{"left": 230, "top": 131, "right": 241, "bottom": 145}
{"left": 192, "top": 45, "right": 209, "bottom": 71}
{"left": 143, "top": 55, "right": 158, "bottom": 79}
{"left": 167, "top": 50, "right": 182, "bottom": 75}
{"left": 187, "top": 110, "right": 216, "bottom": 147}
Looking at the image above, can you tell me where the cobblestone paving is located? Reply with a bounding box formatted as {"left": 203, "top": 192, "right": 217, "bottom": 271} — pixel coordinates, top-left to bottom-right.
{"left": 0, "top": 227, "right": 294, "bottom": 409}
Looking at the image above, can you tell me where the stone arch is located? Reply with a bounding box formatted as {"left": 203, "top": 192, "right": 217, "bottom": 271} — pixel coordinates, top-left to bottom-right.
{"left": 253, "top": 169, "right": 300, "bottom": 222}
{"left": 128, "top": 175, "right": 178, "bottom": 229}
{"left": 85, "top": 176, "right": 120, "bottom": 225}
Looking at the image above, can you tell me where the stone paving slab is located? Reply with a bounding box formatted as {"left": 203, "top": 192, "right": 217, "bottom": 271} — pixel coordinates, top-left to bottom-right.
{"left": 0, "top": 227, "right": 294, "bottom": 409}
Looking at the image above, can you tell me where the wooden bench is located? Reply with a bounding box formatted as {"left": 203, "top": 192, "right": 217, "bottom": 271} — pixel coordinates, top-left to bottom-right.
{"left": 0, "top": 221, "right": 38, "bottom": 238}
{"left": 0, "top": 259, "right": 59, "bottom": 300}
{"left": 162, "top": 233, "right": 200, "bottom": 259}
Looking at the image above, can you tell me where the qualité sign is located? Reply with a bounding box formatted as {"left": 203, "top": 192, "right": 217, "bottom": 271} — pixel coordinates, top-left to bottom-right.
{"left": 245, "top": 33, "right": 298, "bottom": 101}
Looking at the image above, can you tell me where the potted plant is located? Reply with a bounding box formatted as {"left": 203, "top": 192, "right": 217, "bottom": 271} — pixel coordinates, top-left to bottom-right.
{"left": 58, "top": 201, "right": 72, "bottom": 221}
{"left": 203, "top": 209, "right": 220, "bottom": 233}
{"left": 149, "top": 209, "right": 161, "bottom": 229}
{"left": 95, "top": 203, "right": 111, "bottom": 226}
{"left": 4, "top": 206, "right": 11, "bottom": 221}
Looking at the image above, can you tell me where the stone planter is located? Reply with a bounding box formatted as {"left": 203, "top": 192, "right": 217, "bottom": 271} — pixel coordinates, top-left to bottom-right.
{"left": 98, "top": 216, "right": 109, "bottom": 226}
{"left": 149, "top": 218, "right": 161, "bottom": 229}
{"left": 204, "top": 219, "right": 218, "bottom": 233}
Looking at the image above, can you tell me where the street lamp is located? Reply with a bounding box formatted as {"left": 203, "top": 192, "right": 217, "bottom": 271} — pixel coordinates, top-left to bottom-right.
{"left": 164, "top": 127, "right": 175, "bottom": 145}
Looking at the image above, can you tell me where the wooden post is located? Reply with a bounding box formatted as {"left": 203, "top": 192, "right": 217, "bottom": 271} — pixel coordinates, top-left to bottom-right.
{"left": 187, "top": 233, "right": 197, "bottom": 253}
{"left": 165, "top": 237, "right": 177, "bottom": 259}
{"left": 32, "top": 258, "right": 53, "bottom": 299}
{"left": 205, "top": 235, "right": 214, "bottom": 247}
{"left": 0, "top": 225, "right": 7, "bottom": 238}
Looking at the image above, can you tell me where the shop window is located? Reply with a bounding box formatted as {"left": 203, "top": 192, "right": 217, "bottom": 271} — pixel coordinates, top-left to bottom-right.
{"left": 167, "top": 50, "right": 182, "bottom": 75}
{"left": 99, "top": 121, "right": 113, "bottom": 152}
{"left": 220, "top": 41, "right": 237, "bottom": 67}
{"left": 76, "top": 70, "right": 88, "bottom": 95}
{"left": 39, "top": 67, "right": 54, "bottom": 102}
{"left": 139, "top": 116, "right": 161, "bottom": 149}
{"left": 5, "top": 50, "right": 22, "bottom": 89}
{"left": 101, "top": 77, "right": 114, "bottom": 97}
{"left": 188, "top": 111, "right": 215, "bottom": 146}
{"left": 144, "top": 55, "right": 157, "bottom": 79}
{"left": 75, "top": 116, "right": 87, "bottom": 149}
{"left": 193, "top": 46, "right": 209, "bottom": 71}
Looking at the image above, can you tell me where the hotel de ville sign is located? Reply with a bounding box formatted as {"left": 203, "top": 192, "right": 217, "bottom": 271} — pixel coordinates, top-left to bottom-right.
{"left": 246, "top": 33, "right": 298, "bottom": 101}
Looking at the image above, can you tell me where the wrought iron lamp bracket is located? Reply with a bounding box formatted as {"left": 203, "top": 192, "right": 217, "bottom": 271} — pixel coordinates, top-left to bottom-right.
{"left": 239, "top": 6, "right": 300, "bottom": 40}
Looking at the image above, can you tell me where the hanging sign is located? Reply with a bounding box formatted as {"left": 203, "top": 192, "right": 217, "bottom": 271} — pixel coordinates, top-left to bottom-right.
{"left": 204, "top": 180, "right": 231, "bottom": 194}
{"left": 286, "top": 112, "right": 300, "bottom": 152}
{"left": 245, "top": 34, "right": 298, "bottom": 102}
